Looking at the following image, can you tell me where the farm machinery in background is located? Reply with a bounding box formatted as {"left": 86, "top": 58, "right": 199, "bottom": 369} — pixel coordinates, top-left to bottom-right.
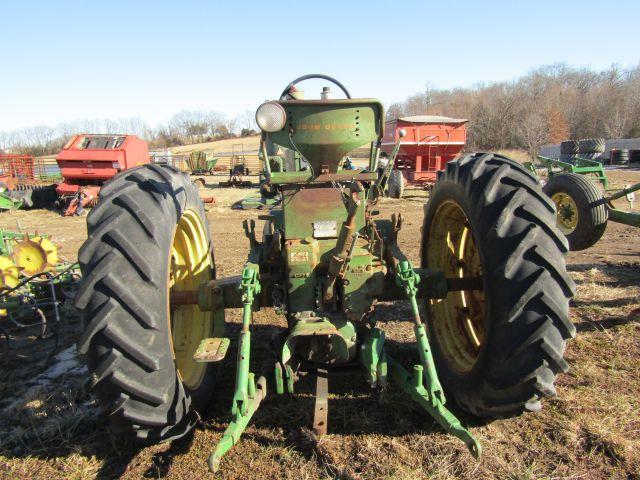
{"left": 545, "top": 177, "right": 639, "bottom": 250}
{"left": 77, "top": 75, "right": 574, "bottom": 472}
{"left": 220, "top": 144, "right": 253, "bottom": 187}
{"left": 525, "top": 145, "right": 640, "bottom": 251}
{"left": 0, "top": 135, "right": 149, "bottom": 216}
{"left": 54, "top": 134, "right": 149, "bottom": 215}
{"left": 0, "top": 154, "right": 58, "bottom": 211}
{"left": 0, "top": 229, "right": 80, "bottom": 355}
{"left": 380, "top": 116, "right": 467, "bottom": 198}
{"left": 187, "top": 151, "right": 218, "bottom": 175}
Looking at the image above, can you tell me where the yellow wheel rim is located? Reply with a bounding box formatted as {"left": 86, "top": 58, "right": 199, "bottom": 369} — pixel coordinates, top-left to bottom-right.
{"left": 427, "top": 199, "right": 485, "bottom": 374}
{"left": 12, "top": 236, "right": 59, "bottom": 276}
{"left": 33, "top": 236, "right": 59, "bottom": 266}
{"left": 551, "top": 192, "right": 579, "bottom": 234}
{"left": 0, "top": 255, "right": 20, "bottom": 291}
{"left": 169, "top": 210, "right": 213, "bottom": 390}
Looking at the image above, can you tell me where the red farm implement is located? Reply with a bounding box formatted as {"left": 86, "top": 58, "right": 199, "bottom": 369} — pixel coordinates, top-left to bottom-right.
{"left": 55, "top": 134, "right": 149, "bottom": 215}
{"left": 381, "top": 116, "right": 467, "bottom": 197}
{"left": 0, "top": 155, "right": 37, "bottom": 190}
{"left": 0, "top": 155, "right": 59, "bottom": 210}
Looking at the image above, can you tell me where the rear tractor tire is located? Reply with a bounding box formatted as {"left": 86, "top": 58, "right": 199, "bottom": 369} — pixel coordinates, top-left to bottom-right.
{"left": 387, "top": 169, "right": 405, "bottom": 199}
{"left": 542, "top": 173, "right": 608, "bottom": 251}
{"left": 76, "top": 164, "right": 219, "bottom": 442}
{"left": 421, "top": 153, "right": 576, "bottom": 418}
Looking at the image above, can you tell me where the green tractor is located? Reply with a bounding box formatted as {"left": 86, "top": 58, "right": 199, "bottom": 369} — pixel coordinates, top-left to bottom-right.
{"left": 76, "top": 75, "right": 575, "bottom": 471}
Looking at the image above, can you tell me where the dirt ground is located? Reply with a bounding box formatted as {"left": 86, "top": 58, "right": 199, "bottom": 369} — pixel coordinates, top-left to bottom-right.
{"left": 0, "top": 166, "right": 638, "bottom": 480}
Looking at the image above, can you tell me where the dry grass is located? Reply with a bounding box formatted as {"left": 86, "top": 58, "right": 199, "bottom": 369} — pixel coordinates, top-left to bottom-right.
{"left": 496, "top": 149, "right": 532, "bottom": 164}
{"left": 169, "top": 136, "right": 261, "bottom": 155}
{"left": 0, "top": 167, "right": 639, "bottom": 479}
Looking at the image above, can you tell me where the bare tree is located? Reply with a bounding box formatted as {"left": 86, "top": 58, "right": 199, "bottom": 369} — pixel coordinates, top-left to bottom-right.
{"left": 518, "top": 112, "right": 549, "bottom": 160}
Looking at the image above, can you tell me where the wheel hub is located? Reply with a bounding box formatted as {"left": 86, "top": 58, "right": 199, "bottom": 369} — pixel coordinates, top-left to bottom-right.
{"left": 551, "top": 192, "right": 579, "bottom": 234}
{"left": 12, "top": 236, "right": 58, "bottom": 276}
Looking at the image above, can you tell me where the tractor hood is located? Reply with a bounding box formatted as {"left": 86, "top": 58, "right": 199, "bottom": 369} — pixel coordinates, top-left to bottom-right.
{"left": 265, "top": 99, "right": 384, "bottom": 175}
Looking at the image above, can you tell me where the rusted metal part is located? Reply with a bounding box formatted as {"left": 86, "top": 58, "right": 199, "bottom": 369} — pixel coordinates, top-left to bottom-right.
{"left": 60, "top": 186, "right": 99, "bottom": 216}
{"left": 282, "top": 314, "right": 357, "bottom": 365}
{"left": 170, "top": 268, "right": 484, "bottom": 310}
{"left": 324, "top": 182, "right": 363, "bottom": 302}
{"left": 170, "top": 276, "right": 246, "bottom": 310}
{"left": 282, "top": 186, "right": 352, "bottom": 239}
{"left": 170, "top": 289, "right": 199, "bottom": 306}
{"left": 313, "top": 368, "right": 329, "bottom": 436}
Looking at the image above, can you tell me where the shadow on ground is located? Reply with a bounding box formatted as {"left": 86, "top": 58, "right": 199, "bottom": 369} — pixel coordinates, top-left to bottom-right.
{"left": 1, "top": 312, "right": 486, "bottom": 479}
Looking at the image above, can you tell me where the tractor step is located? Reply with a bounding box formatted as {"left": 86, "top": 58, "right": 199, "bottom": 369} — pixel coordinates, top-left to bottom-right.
{"left": 193, "top": 337, "right": 230, "bottom": 362}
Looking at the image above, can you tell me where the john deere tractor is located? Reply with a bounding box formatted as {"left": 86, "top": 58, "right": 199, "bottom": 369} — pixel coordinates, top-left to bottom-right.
{"left": 76, "top": 75, "right": 575, "bottom": 471}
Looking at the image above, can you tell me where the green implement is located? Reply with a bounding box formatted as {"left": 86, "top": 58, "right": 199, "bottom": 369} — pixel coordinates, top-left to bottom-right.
{"left": 0, "top": 193, "right": 23, "bottom": 211}
{"left": 187, "top": 151, "right": 218, "bottom": 174}
{"left": 527, "top": 154, "right": 609, "bottom": 189}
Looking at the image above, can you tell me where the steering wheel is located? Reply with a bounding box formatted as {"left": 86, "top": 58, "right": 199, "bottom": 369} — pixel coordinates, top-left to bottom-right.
{"left": 279, "top": 74, "right": 351, "bottom": 100}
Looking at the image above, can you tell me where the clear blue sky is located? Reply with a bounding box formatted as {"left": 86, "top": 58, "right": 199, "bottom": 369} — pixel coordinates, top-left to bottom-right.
{"left": 1, "top": 0, "right": 639, "bottom": 131}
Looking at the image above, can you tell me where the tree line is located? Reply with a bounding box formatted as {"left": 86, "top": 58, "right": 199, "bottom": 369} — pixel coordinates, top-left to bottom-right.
{"left": 0, "top": 110, "right": 258, "bottom": 157}
{"left": 3, "top": 63, "right": 639, "bottom": 158}
{"left": 387, "top": 63, "right": 640, "bottom": 158}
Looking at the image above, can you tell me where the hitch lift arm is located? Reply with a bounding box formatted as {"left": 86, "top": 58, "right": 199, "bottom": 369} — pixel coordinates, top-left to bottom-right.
{"left": 385, "top": 259, "right": 482, "bottom": 458}
{"left": 208, "top": 261, "right": 267, "bottom": 472}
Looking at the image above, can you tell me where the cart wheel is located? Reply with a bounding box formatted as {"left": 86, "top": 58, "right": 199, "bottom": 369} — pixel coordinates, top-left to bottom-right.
{"left": 422, "top": 153, "right": 575, "bottom": 418}
{"left": 76, "top": 164, "right": 220, "bottom": 442}
{"left": 543, "top": 173, "right": 608, "bottom": 251}
{"left": 387, "top": 170, "right": 405, "bottom": 198}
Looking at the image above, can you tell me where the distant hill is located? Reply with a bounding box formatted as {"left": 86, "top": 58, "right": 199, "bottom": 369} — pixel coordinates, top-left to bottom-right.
{"left": 168, "top": 136, "right": 260, "bottom": 155}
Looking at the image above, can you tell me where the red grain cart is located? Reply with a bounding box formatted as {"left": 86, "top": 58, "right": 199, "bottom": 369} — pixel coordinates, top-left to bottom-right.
{"left": 381, "top": 116, "right": 467, "bottom": 195}
{"left": 56, "top": 134, "right": 149, "bottom": 214}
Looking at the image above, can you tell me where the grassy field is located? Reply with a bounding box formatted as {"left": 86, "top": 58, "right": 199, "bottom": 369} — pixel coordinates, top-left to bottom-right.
{"left": 0, "top": 166, "right": 638, "bottom": 479}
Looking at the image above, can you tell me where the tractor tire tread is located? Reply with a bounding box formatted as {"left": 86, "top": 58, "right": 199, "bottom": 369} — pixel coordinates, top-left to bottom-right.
{"left": 76, "top": 164, "right": 214, "bottom": 442}
{"left": 422, "top": 152, "right": 575, "bottom": 418}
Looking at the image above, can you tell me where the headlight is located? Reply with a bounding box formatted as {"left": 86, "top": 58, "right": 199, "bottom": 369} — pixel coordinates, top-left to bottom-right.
{"left": 256, "top": 101, "right": 286, "bottom": 132}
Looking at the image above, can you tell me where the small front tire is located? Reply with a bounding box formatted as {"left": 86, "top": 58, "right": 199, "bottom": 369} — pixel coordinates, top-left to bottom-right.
{"left": 543, "top": 173, "right": 608, "bottom": 251}
{"left": 387, "top": 170, "right": 405, "bottom": 199}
